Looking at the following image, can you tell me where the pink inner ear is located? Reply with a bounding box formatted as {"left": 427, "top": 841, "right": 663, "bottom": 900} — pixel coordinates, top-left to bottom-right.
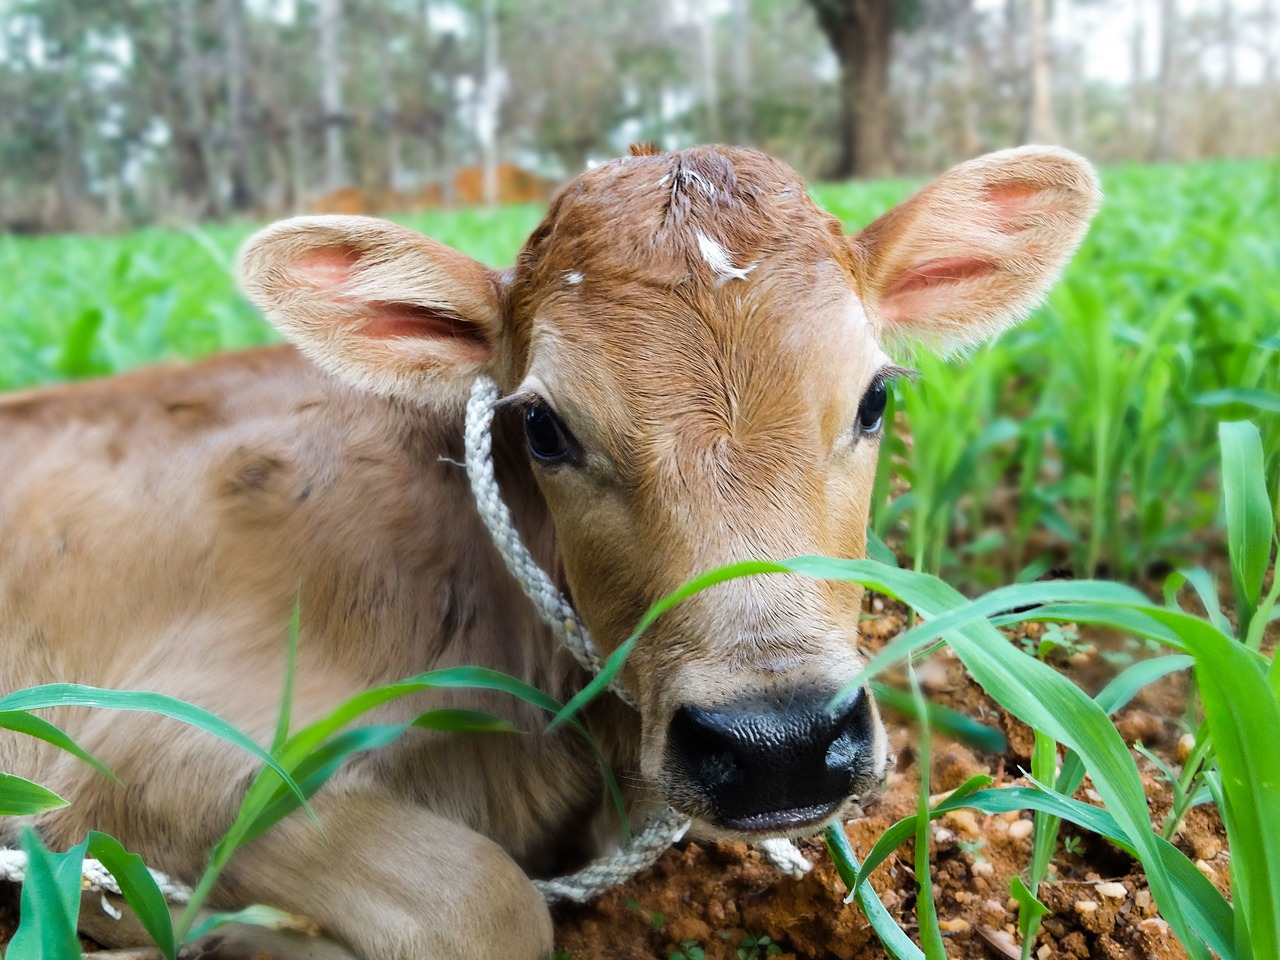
{"left": 984, "top": 182, "right": 1039, "bottom": 229}
{"left": 889, "top": 256, "right": 998, "bottom": 295}
{"left": 362, "top": 301, "right": 490, "bottom": 360}
{"left": 880, "top": 256, "right": 1000, "bottom": 324}
{"left": 297, "top": 245, "right": 362, "bottom": 288}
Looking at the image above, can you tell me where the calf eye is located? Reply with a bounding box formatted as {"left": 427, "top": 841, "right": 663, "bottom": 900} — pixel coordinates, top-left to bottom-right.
{"left": 524, "top": 401, "right": 573, "bottom": 463}
{"left": 856, "top": 380, "right": 888, "bottom": 436}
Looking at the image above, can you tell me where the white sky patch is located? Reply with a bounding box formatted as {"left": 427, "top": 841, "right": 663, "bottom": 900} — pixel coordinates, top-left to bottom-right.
{"left": 696, "top": 232, "right": 756, "bottom": 283}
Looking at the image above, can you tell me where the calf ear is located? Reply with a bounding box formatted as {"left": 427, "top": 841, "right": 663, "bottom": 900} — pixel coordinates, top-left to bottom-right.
{"left": 238, "top": 215, "right": 508, "bottom": 405}
{"left": 852, "top": 146, "right": 1101, "bottom": 349}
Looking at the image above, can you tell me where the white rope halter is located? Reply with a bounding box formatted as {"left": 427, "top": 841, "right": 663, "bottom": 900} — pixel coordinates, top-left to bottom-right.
{"left": 462, "top": 376, "right": 811, "bottom": 902}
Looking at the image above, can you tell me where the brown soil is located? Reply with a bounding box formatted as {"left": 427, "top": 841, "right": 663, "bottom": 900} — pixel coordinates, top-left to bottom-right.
{"left": 552, "top": 596, "right": 1225, "bottom": 960}
{"left": 0, "top": 597, "right": 1227, "bottom": 960}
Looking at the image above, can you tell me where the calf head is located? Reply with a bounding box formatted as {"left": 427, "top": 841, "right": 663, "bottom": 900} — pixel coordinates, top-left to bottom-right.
{"left": 240, "top": 145, "right": 1099, "bottom": 838}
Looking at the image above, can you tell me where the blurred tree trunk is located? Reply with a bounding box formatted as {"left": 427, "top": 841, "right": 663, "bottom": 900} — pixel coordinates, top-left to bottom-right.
{"left": 1151, "top": 0, "right": 1178, "bottom": 160}
{"left": 53, "top": 90, "right": 85, "bottom": 231}
{"left": 1127, "top": 0, "right": 1146, "bottom": 137}
{"left": 319, "top": 0, "right": 348, "bottom": 191}
{"left": 808, "top": 0, "right": 895, "bottom": 178}
{"left": 1028, "top": 0, "right": 1056, "bottom": 142}
{"left": 1215, "top": 0, "right": 1236, "bottom": 150}
{"left": 288, "top": 109, "right": 308, "bottom": 214}
{"left": 730, "top": 0, "right": 751, "bottom": 144}
{"left": 960, "top": 2, "right": 982, "bottom": 157}
{"left": 700, "top": 1, "right": 721, "bottom": 141}
{"left": 481, "top": 0, "right": 499, "bottom": 207}
{"left": 374, "top": 0, "right": 403, "bottom": 196}
{"left": 176, "top": 0, "right": 220, "bottom": 217}
{"left": 220, "top": 0, "right": 253, "bottom": 212}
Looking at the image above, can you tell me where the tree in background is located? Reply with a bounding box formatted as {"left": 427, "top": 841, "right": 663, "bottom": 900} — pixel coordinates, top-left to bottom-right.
{"left": 0, "top": 0, "right": 1276, "bottom": 232}
{"left": 804, "top": 0, "right": 905, "bottom": 177}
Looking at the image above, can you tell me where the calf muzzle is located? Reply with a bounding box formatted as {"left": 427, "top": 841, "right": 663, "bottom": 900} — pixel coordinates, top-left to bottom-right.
{"left": 666, "top": 687, "right": 876, "bottom": 832}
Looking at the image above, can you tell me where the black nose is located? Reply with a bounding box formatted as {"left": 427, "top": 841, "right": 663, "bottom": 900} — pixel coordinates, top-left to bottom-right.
{"left": 666, "top": 688, "right": 875, "bottom": 831}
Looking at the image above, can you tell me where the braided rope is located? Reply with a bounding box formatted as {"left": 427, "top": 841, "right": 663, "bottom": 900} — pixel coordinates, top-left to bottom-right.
{"left": 0, "top": 847, "right": 192, "bottom": 903}
{"left": 531, "top": 806, "right": 690, "bottom": 903}
{"left": 463, "top": 378, "right": 634, "bottom": 707}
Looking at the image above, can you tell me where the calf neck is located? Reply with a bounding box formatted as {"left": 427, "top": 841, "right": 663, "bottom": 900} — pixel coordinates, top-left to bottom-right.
{"left": 0, "top": 145, "right": 1099, "bottom": 959}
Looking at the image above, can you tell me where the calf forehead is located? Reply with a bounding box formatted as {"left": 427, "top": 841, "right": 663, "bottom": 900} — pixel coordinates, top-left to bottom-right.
{"left": 510, "top": 146, "right": 858, "bottom": 338}
{"left": 509, "top": 147, "right": 874, "bottom": 433}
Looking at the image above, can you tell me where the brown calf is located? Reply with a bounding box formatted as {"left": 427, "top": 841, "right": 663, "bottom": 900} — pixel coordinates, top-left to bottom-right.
{"left": 0, "top": 145, "right": 1099, "bottom": 959}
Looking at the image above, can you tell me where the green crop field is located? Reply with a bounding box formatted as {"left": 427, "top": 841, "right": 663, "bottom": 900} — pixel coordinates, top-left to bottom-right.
{"left": 2, "top": 159, "right": 1279, "bottom": 960}
{"left": 2, "top": 159, "right": 1276, "bottom": 584}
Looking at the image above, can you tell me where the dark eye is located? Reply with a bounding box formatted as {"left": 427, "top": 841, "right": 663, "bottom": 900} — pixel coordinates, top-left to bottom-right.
{"left": 524, "top": 401, "right": 573, "bottom": 463}
{"left": 856, "top": 380, "right": 888, "bottom": 436}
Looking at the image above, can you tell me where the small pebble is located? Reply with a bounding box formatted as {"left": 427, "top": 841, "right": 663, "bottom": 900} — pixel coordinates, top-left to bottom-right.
{"left": 972, "top": 861, "right": 994, "bottom": 877}
{"left": 1177, "top": 732, "right": 1196, "bottom": 763}
{"left": 1095, "top": 881, "right": 1128, "bottom": 899}
{"left": 939, "top": 918, "right": 970, "bottom": 933}
{"left": 932, "top": 827, "right": 955, "bottom": 844}
{"left": 1008, "top": 819, "right": 1034, "bottom": 840}
{"left": 1038, "top": 945, "right": 1052, "bottom": 960}
{"left": 945, "top": 808, "right": 980, "bottom": 836}
{"left": 1135, "top": 889, "right": 1152, "bottom": 910}
{"left": 954, "top": 891, "right": 967, "bottom": 904}
{"left": 982, "top": 898, "right": 1005, "bottom": 917}
{"left": 1075, "top": 900, "right": 1098, "bottom": 915}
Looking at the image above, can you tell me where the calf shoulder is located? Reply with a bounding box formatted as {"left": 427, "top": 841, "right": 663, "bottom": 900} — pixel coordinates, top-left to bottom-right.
{"left": 0, "top": 345, "right": 637, "bottom": 878}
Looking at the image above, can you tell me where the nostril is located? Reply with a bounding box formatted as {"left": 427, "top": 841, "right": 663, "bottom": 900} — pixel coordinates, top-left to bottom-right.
{"left": 825, "top": 726, "right": 859, "bottom": 773}
{"left": 824, "top": 688, "right": 873, "bottom": 769}
{"left": 669, "top": 705, "right": 746, "bottom": 791}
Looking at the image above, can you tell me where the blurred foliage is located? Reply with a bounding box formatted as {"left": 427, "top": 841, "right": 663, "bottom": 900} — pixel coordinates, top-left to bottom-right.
{"left": 1, "top": 158, "right": 1276, "bottom": 584}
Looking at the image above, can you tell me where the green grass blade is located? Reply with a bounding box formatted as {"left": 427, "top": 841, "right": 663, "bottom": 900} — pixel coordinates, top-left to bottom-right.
{"left": 85, "top": 831, "right": 177, "bottom": 960}
{"left": 7, "top": 829, "right": 86, "bottom": 960}
{"left": 909, "top": 664, "right": 946, "bottom": 960}
{"left": 0, "top": 772, "right": 69, "bottom": 815}
{"left": 869, "top": 683, "right": 1006, "bottom": 753}
{"left": 1164, "top": 568, "right": 1230, "bottom": 634}
{"left": 1219, "top": 420, "right": 1275, "bottom": 642}
{"left": 271, "top": 592, "right": 302, "bottom": 753}
{"left": 1010, "top": 876, "right": 1049, "bottom": 958}
{"left": 965, "top": 786, "right": 1236, "bottom": 959}
{"left": 241, "top": 711, "right": 519, "bottom": 845}
{"left": 825, "top": 825, "right": 925, "bottom": 960}
{"left": 0, "top": 684, "right": 305, "bottom": 805}
{"left": 1057, "top": 654, "right": 1193, "bottom": 794}
{"left": 774, "top": 559, "right": 1216, "bottom": 958}
{"left": 185, "top": 904, "right": 309, "bottom": 943}
{"left": 1150, "top": 608, "right": 1280, "bottom": 959}
{"left": 1196, "top": 389, "right": 1280, "bottom": 415}
{"left": 850, "top": 775, "right": 994, "bottom": 898}
{"left": 0, "top": 711, "right": 116, "bottom": 780}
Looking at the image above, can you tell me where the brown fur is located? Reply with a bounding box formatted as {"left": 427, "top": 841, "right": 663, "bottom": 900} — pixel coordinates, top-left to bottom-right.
{"left": 1, "top": 145, "right": 1099, "bottom": 959}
